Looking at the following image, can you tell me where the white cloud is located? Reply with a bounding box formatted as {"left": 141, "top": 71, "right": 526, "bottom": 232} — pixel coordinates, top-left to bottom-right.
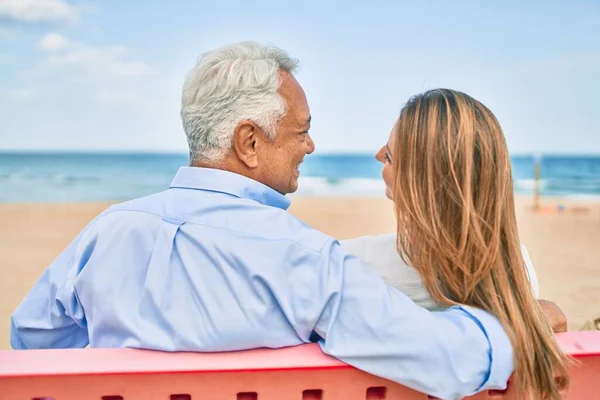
{"left": 0, "top": 0, "right": 79, "bottom": 24}
{"left": 39, "top": 32, "right": 70, "bottom": 51}
{"left": 38, "top": 33, "right": 153, "bottom": 81}
{"left": 5, "top": 88, "right": 38, "bottom": 99}
{"left": 25, "top": 34, "right": 155, "bottom": 105}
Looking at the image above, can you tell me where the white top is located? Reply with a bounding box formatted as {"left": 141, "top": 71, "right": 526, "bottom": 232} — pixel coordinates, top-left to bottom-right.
{"left": 341, "top": 234, "right": 539, "bottom": 311}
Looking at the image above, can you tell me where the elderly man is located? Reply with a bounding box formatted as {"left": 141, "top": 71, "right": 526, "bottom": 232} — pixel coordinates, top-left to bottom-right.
{"left": 11, "top": 42, "right": 512, "bottom": 400}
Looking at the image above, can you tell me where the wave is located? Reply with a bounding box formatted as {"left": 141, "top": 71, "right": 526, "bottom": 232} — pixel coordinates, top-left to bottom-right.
{"left": 514, "top": 179, "right": 549, "bottom": 191}
{"left": 294, "top": 177, "right": 386, "bottom": 197}
{"left": 295, "top": 177, "right": 600, "bottom": 198}
{"left": 562, "top": 193, "right": 600, "bottom": 201}
{"left": 0, "top": 171, "right": 103, "bottom": 185}
{"left": 514, "top": 178, "right": 600, "bottom": 195}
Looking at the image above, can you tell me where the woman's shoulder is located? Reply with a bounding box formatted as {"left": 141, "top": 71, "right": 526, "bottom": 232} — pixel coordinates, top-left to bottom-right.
{"left": 340, "top": 234, "right": 397, "bottom": 255}
{"left": 340, "top": 234, "right": 407, "bottom": 280}
{"left": 340, "top": 234, "right": 401, "bottom": 272}
{"left": 340, "top": 234, "right": 439, "bottom": 310}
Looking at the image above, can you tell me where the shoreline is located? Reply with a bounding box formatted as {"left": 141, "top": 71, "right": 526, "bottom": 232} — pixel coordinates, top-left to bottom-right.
{"left": 2, "top": 191, "right": 600, "bottom": 205}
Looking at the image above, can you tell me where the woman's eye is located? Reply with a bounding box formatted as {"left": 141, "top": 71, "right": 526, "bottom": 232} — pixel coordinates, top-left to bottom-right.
{"left": 385, "top": 152, "right": 392, "bottom": 163}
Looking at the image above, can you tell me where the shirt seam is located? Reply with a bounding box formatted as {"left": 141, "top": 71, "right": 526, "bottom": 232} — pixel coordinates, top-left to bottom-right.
{"left": 95, "top": 208, "right": 329, "bottom": 254}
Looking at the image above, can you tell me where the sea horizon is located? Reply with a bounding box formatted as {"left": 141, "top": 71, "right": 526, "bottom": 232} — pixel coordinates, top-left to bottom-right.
{"left": 2, "top": 149, "right": 600, "bottom": 156}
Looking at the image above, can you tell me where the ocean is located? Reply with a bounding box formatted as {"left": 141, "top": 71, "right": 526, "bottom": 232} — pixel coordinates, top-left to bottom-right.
{"left": 0, "top": 152, "right": 599, "bottom": 203}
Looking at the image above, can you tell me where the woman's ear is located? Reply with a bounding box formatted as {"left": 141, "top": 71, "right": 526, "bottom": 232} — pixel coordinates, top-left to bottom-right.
{"left": 232, "top": 120, "right": 259, "bottom": 168}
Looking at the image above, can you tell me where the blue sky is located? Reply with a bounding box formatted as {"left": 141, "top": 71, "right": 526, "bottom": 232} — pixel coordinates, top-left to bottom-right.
{"left": 0, "top": 0, "right": 599, "bottom": 154}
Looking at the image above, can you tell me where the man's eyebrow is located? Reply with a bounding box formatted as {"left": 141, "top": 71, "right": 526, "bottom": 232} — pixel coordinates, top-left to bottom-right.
{"left": 299, "top": 115, "right": 311, "bottom": 131}
{"left": 304, "top": 115, "right": 311, "bottom": 128}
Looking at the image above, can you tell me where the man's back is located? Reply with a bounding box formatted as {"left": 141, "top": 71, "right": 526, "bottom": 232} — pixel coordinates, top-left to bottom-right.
{"left": 71, "top": 167, "right": 329, "bottom": 350}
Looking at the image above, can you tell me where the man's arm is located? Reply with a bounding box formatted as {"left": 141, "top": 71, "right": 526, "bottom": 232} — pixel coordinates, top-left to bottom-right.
{"left": 308, "top": 240, "right": 513, "bottom": 400}
{"left": 11, "top": 228, "right": 91, "bottom": 349}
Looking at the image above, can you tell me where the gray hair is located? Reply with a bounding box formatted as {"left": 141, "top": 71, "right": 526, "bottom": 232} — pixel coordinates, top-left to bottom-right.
{"left": 181, "top": 41, "right": 299, "bottom": 163}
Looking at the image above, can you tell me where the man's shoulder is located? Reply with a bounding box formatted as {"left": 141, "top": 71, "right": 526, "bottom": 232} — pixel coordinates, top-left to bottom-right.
{"left": 267, "top": 206, "right": 333, "bottom": 252}
{"left": 187, "top": 198, "right": 334, "bottom": 253}
{"left": 101, "top": 191, "right": 168, "bottom": 217}
{"left": 80, "top": 193, "right": 167, "bottom": 237}
{"left": 86, "top": 192, "right": 333, "bottom": 254}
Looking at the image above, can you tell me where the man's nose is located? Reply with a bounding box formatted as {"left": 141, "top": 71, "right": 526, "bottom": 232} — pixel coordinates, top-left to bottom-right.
{"left": 305, "top": 134, "right": 316, "bottom": 154}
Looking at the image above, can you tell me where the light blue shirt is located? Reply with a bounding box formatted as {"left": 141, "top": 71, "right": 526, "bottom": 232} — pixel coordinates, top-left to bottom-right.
{"left": 11, "top": 167, "right": 513, "bottom": 400}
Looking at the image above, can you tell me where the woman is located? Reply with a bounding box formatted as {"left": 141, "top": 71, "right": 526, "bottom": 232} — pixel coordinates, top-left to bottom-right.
{"left": 343, "top": 89, "right": 569, "bottom": 399}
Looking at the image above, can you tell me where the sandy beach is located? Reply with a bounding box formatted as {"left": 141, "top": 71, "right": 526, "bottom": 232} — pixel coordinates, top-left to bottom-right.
{"left": 1, "top": 195, "right": 599, "bottom": 349}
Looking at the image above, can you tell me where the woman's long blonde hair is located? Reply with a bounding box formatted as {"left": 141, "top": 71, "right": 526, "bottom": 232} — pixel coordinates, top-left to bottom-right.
{"left": 391, "top": 89, "right": 569, "bottom": 399}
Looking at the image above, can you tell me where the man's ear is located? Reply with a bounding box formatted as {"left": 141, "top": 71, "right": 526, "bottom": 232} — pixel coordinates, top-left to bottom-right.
{"left": 232, "top": 120, "right": 259, "bottom": 168}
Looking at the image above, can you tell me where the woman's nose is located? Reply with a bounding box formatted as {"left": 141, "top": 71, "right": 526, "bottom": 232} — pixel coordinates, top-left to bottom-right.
{"left": 375, "top": 148, "right": 384, "bottom": 163}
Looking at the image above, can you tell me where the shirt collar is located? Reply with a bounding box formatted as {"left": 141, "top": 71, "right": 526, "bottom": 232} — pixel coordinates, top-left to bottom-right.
{"left": 169, "top": 167, "right": 291, "bottom": 210}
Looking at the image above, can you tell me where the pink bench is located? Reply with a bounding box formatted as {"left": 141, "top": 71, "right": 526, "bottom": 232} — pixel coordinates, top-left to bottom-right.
{"left": 1, "top": 332, "right": 599, "bottom": 400}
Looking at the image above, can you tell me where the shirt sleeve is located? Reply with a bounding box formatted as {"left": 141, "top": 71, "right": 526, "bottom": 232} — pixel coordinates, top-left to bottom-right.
{"left": 311, "top": 239, "right": 514, "bottom": 400}
{"left": 10, "top": 225, "right": 94, "bottom": 349}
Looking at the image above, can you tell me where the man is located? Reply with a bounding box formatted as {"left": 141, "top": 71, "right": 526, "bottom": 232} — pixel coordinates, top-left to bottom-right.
{"left": 11, "top": 42, "right": 512, "bottom": 400}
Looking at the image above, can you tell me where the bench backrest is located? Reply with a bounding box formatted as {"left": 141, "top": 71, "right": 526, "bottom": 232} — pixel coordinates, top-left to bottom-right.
{"left": 1, "top": 331, "right": 599, "bottom": 400}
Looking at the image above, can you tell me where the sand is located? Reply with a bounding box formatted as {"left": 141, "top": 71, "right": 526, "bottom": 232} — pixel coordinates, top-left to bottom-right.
{"left": 1, "top": 196, "right": 599, "bottom": 349}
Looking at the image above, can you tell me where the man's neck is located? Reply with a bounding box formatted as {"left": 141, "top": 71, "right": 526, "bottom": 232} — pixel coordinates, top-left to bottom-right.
{"left": 191, "top": 158, "right": 258, "bottom": 185}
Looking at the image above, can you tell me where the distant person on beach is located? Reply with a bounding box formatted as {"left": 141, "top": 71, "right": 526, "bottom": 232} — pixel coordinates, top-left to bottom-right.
{"left": 342, "top": 89, "right": 570, "bottom": 399}
{"left": 10, "top": 42, "right": 513, "bottom": 399}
